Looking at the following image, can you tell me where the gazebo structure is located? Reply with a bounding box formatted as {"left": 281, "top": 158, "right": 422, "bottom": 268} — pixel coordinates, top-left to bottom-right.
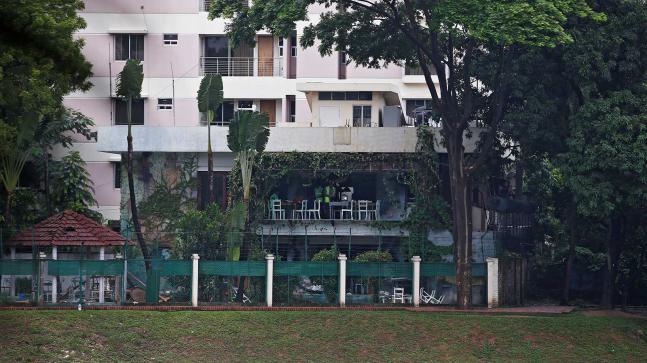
{"left": 1, "top": 210, "right": 132, "bottom": 304}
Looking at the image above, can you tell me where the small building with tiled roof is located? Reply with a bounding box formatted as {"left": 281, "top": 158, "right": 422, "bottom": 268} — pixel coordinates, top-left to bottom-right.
{"left": 7, "top": 210, "right": 132, "bottom": 247}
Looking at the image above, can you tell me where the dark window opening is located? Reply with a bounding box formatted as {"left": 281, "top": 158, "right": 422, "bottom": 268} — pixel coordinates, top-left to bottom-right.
{"left": 352, "top": 105, "right": 371, "bottom": 127}
{"left": 318, "top": 91, "right": 372, "bottom": 101}
{"left": 287, "top": 95, "right": 296, "bottom": 122}
{"left": 115, "top": 99, "right": 145, "bottom": 125}
{"left": 115, "top": 34, "right": 144, "bottom": 61}
{"left": 114, "top": 162, "right": 121, "bottom": 189}
{"left": 163, "top": 34, "right": 178, "bottom": 45}
{"left": 198, "top": 171, "right": 228, "bottom": 210}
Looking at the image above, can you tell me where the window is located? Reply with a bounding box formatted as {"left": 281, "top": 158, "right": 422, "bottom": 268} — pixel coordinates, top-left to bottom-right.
{"left": 290, "top": 34, "right": 297, "bottom": 57}
{"left": 198, "top": 171, "right": 228, "bottom": 210}
{"left": 115, "top": 34, "right": 144, "bottom": 61}
{"left": 237, "top": 100, "right": 253, "bottom": 110}
{"left": 115, "top": 99, "right": 145, "bottom": 125}
{"left": 278, "top": 37, "right": 284, "bottom": 57}
{"left": 287, "top": 95, "right": 296, "bottom": 122}
{"left": 352, "top": 105, "right": 372, "bottom": 127}
{"left": 157, "top": 98, "right": 173, "bottom": 110}
{"left": 406, "top": 99, "right": 437, "bottom": 126}
{"left": 201, "top": 100, "right": 235, "bottom": 125}
{"left": 114, "top": 162, "right": 121, "bottom": 189}
{"left": 318, "top": 92, "right": 372, "bottom": 101}
{"left": 163, "top": 34, "right": 178, "bottom": 45}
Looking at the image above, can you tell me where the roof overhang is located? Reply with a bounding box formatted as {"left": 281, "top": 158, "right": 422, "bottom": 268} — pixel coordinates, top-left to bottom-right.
{"left": 296, "top": 82, "right": 400, "bottom": 94}
{"left": 108, "top": 28, "right": 148, "bottom": 34}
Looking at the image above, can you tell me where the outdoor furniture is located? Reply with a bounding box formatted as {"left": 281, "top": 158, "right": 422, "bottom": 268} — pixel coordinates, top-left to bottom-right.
{"left": 357, "top": 200, "right": 370, "bottom": 220}
{"left": 392, "top": 287, "right": 405, "bottom": 303}
{"left": 270, "top": 200, "right": 285, "bottom": 220}
{"left": 420, "top": 288, "right": 445, "bottom": 304}
{"left": 368, "top": 200, "right": 381, "bottom": 220}
{"left": 293, "top": 200, "right": 308, "bottom": 220}
{"left": 231, "top": 286, "right": 252, "bottom": 304}
{"left": 339, "top": 200, "right": 354, "bottom": 220}
{"left": 307, "top": 200, "right": 321, "bottom": 220}
{"left": 329, "top": 201, "right": 349, "bottom": 220}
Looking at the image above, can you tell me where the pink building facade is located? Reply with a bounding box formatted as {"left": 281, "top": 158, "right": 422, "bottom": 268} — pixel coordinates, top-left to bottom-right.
{"left": 62, "top": 0, "right": 444, "bottom": 222}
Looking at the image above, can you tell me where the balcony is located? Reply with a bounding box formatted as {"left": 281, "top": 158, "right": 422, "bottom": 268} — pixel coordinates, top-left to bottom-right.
{"left": 200, "top": 57, "right": 283, "bottom": 77}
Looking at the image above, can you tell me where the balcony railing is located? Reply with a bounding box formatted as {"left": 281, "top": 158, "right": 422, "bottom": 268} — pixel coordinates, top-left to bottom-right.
{"left": 200, "top": 57, "right": 284, "bottom": 77}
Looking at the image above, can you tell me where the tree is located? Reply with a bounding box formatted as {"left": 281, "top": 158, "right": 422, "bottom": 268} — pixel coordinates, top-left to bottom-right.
{"left": 116, "top": 59, "right": 151, "bottom": 266}
{"left": 0, "top": 0, "right": 92, "bottom": 224}
{"left": 50, "top": 151, "right": 101, "bottom": 221}
{"left": 210, "top": 0, "right": 599, "bottom": 307}
{"left": 227, "top": 110, "right": 270, "bottom": 299}
{"left": 197, "top": 74, "right": 224, "bottom": 204}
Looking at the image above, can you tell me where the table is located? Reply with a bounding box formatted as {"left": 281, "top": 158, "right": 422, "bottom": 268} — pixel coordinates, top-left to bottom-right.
{"left": 328, "top": 201, "right": 350, "bottom": 219}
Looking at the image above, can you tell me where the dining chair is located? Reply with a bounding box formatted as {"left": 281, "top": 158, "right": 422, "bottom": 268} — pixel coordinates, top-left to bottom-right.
{"left": 293, "top": 200, "right": 308, "bottom": 220}
{"left": 340, "top": 200, "right": 353, "bottom": 220}
{"left": 357, "top": 200, "right": 370, "bottom": 220}
{"left": 368, "top": 200, "right": 381, "bottom": 221}
{"left": 392, "top": 287, "right": 405, "bottom": 303}
{"left": 270, "top": 199, "right": 285, "bottom": 220}
{"left": 307, "top": 200, "right": 321, "bottom": 220}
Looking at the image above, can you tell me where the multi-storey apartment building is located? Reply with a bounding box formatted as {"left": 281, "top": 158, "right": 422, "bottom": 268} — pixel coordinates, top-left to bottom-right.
{"left": 61, "top": 0, "right": 494, "bottom": 264}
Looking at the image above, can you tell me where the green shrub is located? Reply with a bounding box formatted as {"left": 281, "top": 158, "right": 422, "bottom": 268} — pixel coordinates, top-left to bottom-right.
{"left": 354, "top": 250, "right": 393, "bottom": 263}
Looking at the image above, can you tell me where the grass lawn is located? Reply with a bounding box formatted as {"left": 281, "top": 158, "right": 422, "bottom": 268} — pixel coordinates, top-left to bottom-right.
{"left": 0, "top": 310, "right": 646, "bottom": 362}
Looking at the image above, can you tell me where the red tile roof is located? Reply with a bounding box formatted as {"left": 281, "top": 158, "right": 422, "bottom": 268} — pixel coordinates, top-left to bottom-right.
{"left": 8, "top": 210, "right": 133, "bottom": 247}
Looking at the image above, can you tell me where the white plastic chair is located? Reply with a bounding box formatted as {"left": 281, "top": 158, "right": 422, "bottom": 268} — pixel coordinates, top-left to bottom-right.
{"left": 307, "top": 200, "right": 321, "bottom": 220}
{"left": 357, "top": 200, "right": 370, "bottom": 220}
{"left": 270, "top": 199, "right": 285, "bottom": 220}
{"left": 420, "top": 288, "right": 434, "bottom": 304}
{"left": 231, "top": 286, "right": 251, "bottom": 304}
{"left": 340, "top": 200, "right": 353, "bottom": 220}
{"left": 392, "top": 287, "right": 405, "bottom": 303}
{"left": 368, "top": 200, "right": 381, "bottom": 221}
{"left": 293, "top": 200, "right": 308, "bottom": 220}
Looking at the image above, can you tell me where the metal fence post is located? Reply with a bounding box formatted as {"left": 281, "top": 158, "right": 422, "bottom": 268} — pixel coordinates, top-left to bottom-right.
{"left": 338, "top": 254, "right": 347, "bottom": 307}
{"left": 412, "top": 256, "right": 421, "bottom": 307}
{"left": 191, "top": 254, "right": 200, "bottom": 307}
{"left": 486, "top": 257, "right": 499, "bottom": 308}
{"left": 265, "top": 254, "right": 274, "bottom": 307}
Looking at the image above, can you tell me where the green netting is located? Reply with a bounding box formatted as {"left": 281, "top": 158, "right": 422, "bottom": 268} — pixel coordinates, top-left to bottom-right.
{"left": 274, "top": 262, "right": 337, "bottom": 276}
{"left": 420, "top": 263, "right": 488, "bottom": 277}
{"left": 347, "top": 262, "right": 412, "bottom": 278}
{"left": 158, "top": 260, "right": 191, "bottom": 277}
{"left": 198, "top": 261, "right": 266, "bottom": 276}
{"left": 0, "top": 260, "right": 36, "bottom": 275}
{"left": 48, "top": 260, "right": 124, "bottom": 276}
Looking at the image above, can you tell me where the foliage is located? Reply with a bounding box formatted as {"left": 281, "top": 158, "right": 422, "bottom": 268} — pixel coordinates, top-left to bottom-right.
{"left": 197, "top": 74, "right": 223, "bottom": 122}
{"left": 227, "top": 111, "right": 270, "bottom": 201}
{"left": 311, "top": 245, "right": 339, "bottom": 262}
{"left": 353, "top": 250, "right": 393, "bottom": 263}
{"left": 116, "top": 60, "right": 144, "bottom": 100}
{"left": 50, "top": 151, "right": 101, "bottom": 221}
{"left": 174, "top": 203, "right": 229, "bottom": 260}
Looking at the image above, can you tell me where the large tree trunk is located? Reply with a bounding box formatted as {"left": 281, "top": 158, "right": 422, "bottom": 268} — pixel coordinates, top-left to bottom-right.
{"left": 4, "top": 191, "right": 12, "bottom": 226}
{"left": 126, "top": 98, "right": 151, "bottom": 270}
{"left": 207, "top": 123, "right": 214, "bottom": 203}
{"left": 44, "top": 150, "right": 52, "bottom": 216}
{"left": 601, "top": 218, "right": 622, "bottom": 308}
{"left": 446, "top": 129, "right": 473, "bottom": 309}
{"left": 236, "top": 197, "right": 251, "bottom": 302}
{"left": 562, "top": 203, "right": 577, "bottom": 305}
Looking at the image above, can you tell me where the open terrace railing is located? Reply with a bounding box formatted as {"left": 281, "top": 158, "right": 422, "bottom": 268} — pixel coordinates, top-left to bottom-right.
{"left": 200, "top": 57, "right": 283, "bottom": 77}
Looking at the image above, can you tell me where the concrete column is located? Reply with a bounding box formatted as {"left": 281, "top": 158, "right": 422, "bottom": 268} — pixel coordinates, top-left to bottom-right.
{"left": 10, "top": 247, "right": 16, "bottom": 297}
{"left": 191, "top": 254, "right": 200, "bottom": 307}
{"left": 411, "top": 256, "right": 421, "bottom": 307}
{"left": 265, "top": 254, "right": 274, "bottom": 307}
{"left": 51, "top": 247, "right": 58, "bottom": 304}
{"left": 338, "top": 254, "right": 347, "bottom": 307}
{"left": 486, "top": 257, "right": 499, "bottom": 308}
{"left": 99, "top": 247, "right": 105, "bottom": 304}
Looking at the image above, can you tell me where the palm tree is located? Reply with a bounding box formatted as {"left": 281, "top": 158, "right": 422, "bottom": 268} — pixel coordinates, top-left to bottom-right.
{"left": 116, "top": 59, "right": 150, "bottom": 266}
{"left": 197, "top": 74, "right": 223, "bottom": 204}
{"left": 227, "top": 110, "right": 270, "bottom": 300}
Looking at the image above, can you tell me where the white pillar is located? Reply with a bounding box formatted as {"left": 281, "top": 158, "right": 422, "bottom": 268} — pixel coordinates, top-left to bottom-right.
{"left": 412, "top": 256, "right": 421, "bottom": 307}
{"left": 191, "top": 254, "right": 200, "bottom": 307}
{"left": 338, "top": 254, "right": 347, "bottom": 307}
{"left": 98, "top": 247, "right": 105, "bottom": 304}
{"left": 265, "top": 254, "right": 274, "bottom": 307}
{"left": 51, "top": 247, "right": 58, "bottom": 304}
{"left": 486, "top": 257, "right": 499, "bottom": 308}
{"left": 10, "top": 247, "right": 16, "bottom": 297}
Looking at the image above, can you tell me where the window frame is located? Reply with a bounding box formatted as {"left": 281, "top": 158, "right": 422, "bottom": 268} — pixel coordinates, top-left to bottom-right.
{"left": 114, "top": 34, "right": 145, "bottom": 61}
{"left": 352, "top": 105, "right": 372, "bottom": 127}
{"left": 113, "top": 162, "right": 122, "bottom": 189}
{"left": 163, "top": 33, "right": 178, "bottom": 46}
{"left": 157, "top": 98, "right": 173, "bottom": 110}
{"left": 114, "top": 98, "right": 145, "bottom": 125}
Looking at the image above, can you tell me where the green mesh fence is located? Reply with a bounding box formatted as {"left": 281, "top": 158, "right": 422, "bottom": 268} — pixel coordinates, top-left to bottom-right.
{"left": 274, "top": 262, "right": 338, "bottom": 306}
{"left": 419, "top": 263, "right": 488, "bottom": 305}
{"left": 198, "top": 261, "right": 266, "bottom": 276}
{"left": 0, "top": 260, "right": 36, "bottom": 275}
{"left": 346, "top": 262, "right": 412, "bottom": 305}
{"left": 48, "top": 260, "right": 124, "bottom": 276}
{"left": 420, "top": 263, "right": 487, "bottom": 277}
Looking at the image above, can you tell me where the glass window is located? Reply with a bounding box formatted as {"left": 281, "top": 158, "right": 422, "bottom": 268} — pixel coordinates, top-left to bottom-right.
{"left": 198, "top": 171, "right": 228, "bottom": 210}
{"left": 318, "top": 92, "right": 332, "bottom": 101}
{"left": 345, "top": 92, "right": 358, "bottom": 100}
{"left": 114, "top": 162, "right": 121, "bottom": 189}
{"left": 212, "top": 101, "right": 235, "bottom": 125}
{"left": 157, "top": 98, "right": 173, "bottom": 110}
{"left": 237, "top": 100, "right": 253, "bottom": 109}
{"left": 287, "top": 95, "right": 296, "bottom": 122}
{"left": 352, "top": 105, "right": 371, "bottom": 127}
{"left": 115, "top": 34, "right": 144, "bottom": 61}
{"left": 278, "top": 37, "right": 284, "bottom": 57}
{"left": 115, "top": 99, "right": 145, "bottom": 125}
{"left": 358, "top": 92, "right": 372, "bottom": 100}
{"left": 163, "top": 34, "right": 178, "bottom": 45}
{"left": 332, "top": 92, "right": 345, "bottom": 100}
{"left": 290, "top": 34, "right": 297, "bottom": 57}
{"left": 204, "top": 36, "right": 229, "bottom": 57}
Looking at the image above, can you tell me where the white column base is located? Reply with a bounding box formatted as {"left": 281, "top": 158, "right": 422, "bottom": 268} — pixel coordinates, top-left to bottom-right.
{"left": 486, "top": 257, "right": 499, "bottom": 308}
{"left": 338, "top": 254, "right": 347, "bottom": 307}
{"left": 191, "top": 254, "right": 200, "bottom": 307}
{"left": 412, "top": 256, "right": 421, "bottom": 307}
{"left": 265, "top": 254, "right": 275, "bottom": 307}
